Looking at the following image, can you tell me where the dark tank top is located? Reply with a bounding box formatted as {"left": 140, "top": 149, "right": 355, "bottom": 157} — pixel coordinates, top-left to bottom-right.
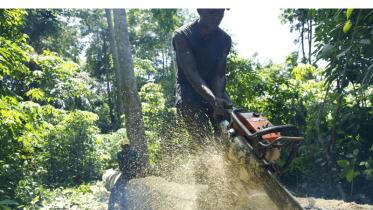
{"left": 173, "top": 21, "right": 231, "bottom": 106}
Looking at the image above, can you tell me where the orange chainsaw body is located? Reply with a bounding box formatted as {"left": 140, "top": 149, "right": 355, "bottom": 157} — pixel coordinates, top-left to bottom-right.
{"left": 232, "top": 112, "right": 280, "bottom": 143}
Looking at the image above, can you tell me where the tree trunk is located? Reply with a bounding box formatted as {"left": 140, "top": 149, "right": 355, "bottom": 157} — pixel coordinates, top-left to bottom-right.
{"left": 308, "top": 18, "right": 312, "bottom": 65}
{"left": 113, "top": 9, "right": 148, "bottom": 167}
{"left": 105, "top": 9, "right": 125, "bottom": 126}
{"left": 105, "top": 73, "right": 115, "bottom": 128}
{"left": 101, "top": 30, "right": 116, "bottom": 128}
{"left": 300, "top": 23, "right": 306, "bottom": 64}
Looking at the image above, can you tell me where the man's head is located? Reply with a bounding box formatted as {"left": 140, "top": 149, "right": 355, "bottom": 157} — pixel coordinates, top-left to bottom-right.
{"left": 197, "top": 9, "right": 225, "bottom": 31}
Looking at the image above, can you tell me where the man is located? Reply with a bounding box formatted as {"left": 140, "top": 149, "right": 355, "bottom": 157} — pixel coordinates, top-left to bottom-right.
{"left": 173, "top": 9, "right": 232, "bottom": 142}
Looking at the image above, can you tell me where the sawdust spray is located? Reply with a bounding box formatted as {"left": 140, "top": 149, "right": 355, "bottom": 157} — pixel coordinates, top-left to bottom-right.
{"left": 123, "top": 121, "right": 279, "bottom": 210}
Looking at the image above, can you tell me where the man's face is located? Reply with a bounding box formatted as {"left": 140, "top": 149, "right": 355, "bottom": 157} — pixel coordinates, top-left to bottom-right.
{"left": 198, "top": 9, "right": 225, "bottom": 29}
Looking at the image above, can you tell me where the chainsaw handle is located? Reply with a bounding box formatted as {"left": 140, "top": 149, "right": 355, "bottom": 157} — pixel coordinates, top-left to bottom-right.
{"left": 258, "top": 136, "right": 304, "bottom": 147}
{"left": 224, "top": 103, "right": 234, "bottom": 110}
{"left": 252, "top": 125, "right": 297, "bottom": 137}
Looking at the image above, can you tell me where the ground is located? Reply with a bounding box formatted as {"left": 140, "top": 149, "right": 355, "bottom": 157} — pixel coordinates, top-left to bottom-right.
{"left": 297, "top": 197, "right": 373, "bottom": 210}
{"left": 39, "top": 179, "right": 373, "bottom": 210}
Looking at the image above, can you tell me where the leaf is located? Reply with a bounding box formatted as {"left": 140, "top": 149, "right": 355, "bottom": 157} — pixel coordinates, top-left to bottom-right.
{"left": 365, "top": 160, "right": 373, "bottom": 168}
{"left": 321, "top": 44, "right": 333, "bottom": 58}
{"left": 363, "top": 169, "right": 373, "bottom": 180}
{"left": 25, "top": 88, "right": 45, "bottom": 101}
{"left": 346, "top": 153, "right": 354, "bottom": 159}
{"left": 359, "top": 39, "right": 371, "bottom": 45}
{"left": 346, "top": 169, "right": 354, "bottom": 182}
{"left": 337, "top": 159, "right": 349, "bottom": 168}
{"left": 31, "top": 195, "right": 40, "bottom": 204}
{"left": 346, "top": 9, "right": 353, "bottom": 19}
{"left": 336, "top": 46, "right": 351, "bottom": 59}
{"left": 360, "top": 161, "right": 366, "bottom": 166}
{"left": 343, "top": 20, "right": 352, "bottom": 33}
{"left": 0, "top": 199, "right": 18, "bottom": 205}
{"left": 361, "top": 64, "right": 373, "bottom": 85}
{"left": 353, "top": 149, "right": 359, "bottom": 156}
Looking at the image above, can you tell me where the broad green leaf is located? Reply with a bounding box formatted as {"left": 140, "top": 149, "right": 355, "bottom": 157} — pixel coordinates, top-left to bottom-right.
{"left": 337, "top": 159, "right": 349, "bottom": 168}
{"left": 346, "top": 169, "right": 354, "bottom": 182}
{"left": 343, "top": 20, "right": 352, "bottom": 33}
{"left": 31, "top": 195, "right": 40, "bottom": 204}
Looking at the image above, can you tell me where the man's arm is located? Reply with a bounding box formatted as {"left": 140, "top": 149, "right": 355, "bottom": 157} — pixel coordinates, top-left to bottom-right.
{"left": 173, "top": 33, "right": 217, "bottom": 105}
{"left": 211, "top": 36, "right": 232, "bottom": 105}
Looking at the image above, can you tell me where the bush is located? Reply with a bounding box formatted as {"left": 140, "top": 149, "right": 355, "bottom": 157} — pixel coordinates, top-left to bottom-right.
{"left": 95, "top": 128, "right": 128, "bottom": 170}
{"left": 43, "top": 110, "right": 101, "bottom": 185}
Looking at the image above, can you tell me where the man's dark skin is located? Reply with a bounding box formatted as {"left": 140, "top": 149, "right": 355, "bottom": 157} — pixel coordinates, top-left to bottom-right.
{"left": 173, "top": 9, "right": 232, "bottom": 140}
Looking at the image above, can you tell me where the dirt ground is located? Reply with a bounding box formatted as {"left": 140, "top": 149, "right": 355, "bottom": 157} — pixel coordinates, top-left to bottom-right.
{"left": 297, "top": 197, "right": 373, "bottom": 210}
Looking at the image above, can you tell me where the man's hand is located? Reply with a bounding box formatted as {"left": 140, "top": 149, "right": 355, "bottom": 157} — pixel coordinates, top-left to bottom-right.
{"left": 213, "top": 97, "right": 231, "bottom": 118}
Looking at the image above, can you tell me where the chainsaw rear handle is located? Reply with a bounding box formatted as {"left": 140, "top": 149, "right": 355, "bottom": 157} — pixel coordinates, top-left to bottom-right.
{"left": 253, "top": 125, "right": 296, "bottom": 137}
{"left": 258, "top": 136, "right": 304, "bottom": 147}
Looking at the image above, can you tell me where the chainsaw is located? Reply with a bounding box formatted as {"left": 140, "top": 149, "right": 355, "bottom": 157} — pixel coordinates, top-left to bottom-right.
{"left": 221, "top": 107, "right": 303, "bottom": 166}
{"left": 219, "top": 107, "right": 305, "bottom": 210}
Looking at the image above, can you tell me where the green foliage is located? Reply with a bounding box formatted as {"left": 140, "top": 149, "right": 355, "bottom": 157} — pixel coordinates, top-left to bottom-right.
{"left": 30, "top": 181, "right": 109, "bottom": 209}
{"left": 281, "top": 8, "right": 373, "bottom": 201}
{"left": 134, "top": 58, "right": 157, "bottom": 87}
{"left": 140, "top": 82, "right": 166, "bottom": 126}
{"left": 139, "top": 82, "right": 176, "bottom": 164}
{"left": 127, "top": 9, "right": 183, "bottom": 79}
{"left": 0, "top": 9, "right": 114, "bottom": 207}
{"left": 22, "top": 9, "right": 82, "bottom": 61}
{"left": 314, "top": 9, "right": 373, "bottom": 87}
{"left": 280, "top": 9, "right": 315, "bottom": 64}
{"left": 43, "top": 110, "right": 100, "bottom": 184}
{"left": 30, "top": 50, "right": 93, "bottom": 109}
{"left": 226, "top": 54, "right": 262, "bottom": 111}
{"left": 0, "top": 97, "right": 104, "bottom": 205}
{"left": 127, "top": 9, "right": 163, "bottom": 59}
{"left": 360, "top": 157, "right": 373, "bottom": 181}
{"left": 0, "top": 199, "right": 19, "bottom": 210}
{"left": 0, "top": 35, "right": 32, "bottom": 96}
{"left": 0, "top": 9, "right": 27, "bottom": 40}
{"left": 227, "top": 53, "right": 323, "bottom": 126}
{"left": 95, "top": 128, "right": 128, "bottom": 169}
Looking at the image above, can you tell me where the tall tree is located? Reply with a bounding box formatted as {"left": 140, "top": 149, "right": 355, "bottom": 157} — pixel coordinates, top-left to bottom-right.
{"left": 110, "top": 9, "right": 148, "bottom": 166}
{"left": 105, "top": 9, "right": 125, "bottom": 125}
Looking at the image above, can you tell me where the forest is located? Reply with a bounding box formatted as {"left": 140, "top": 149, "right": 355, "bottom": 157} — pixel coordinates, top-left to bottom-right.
{"left": 0, "top": 8, "right": 372, "bottom": 209}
